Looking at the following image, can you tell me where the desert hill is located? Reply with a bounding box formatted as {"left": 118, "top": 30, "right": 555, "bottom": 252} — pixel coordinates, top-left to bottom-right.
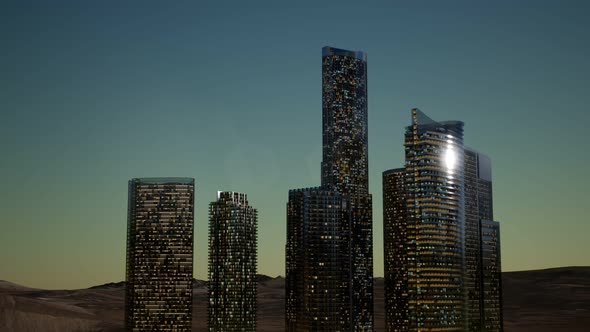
{"left": 1, "top": 267, "right": 589, "bottom": 331}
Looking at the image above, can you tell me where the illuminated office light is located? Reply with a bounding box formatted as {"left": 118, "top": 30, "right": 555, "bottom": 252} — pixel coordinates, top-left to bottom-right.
{"left": 125, "top": 178, "right": 194, "bottom": 332}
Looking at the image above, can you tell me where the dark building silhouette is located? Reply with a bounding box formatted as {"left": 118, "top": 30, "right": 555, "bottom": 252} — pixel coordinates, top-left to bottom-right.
{"left": 464, "top": 148, "right": 483, "bottom": 331}
{"left": 208, "top": 191, "right": 257, "bottom": 332}
{"left": 286, "top": 46, "right": 374, "bottom": 331}
{"left": 125, "top": 177, "right": 194, "bottom": 332}
{"left": 464, "top": 148, "right": 504, "bottom": 332}
{"left": 286, "top": 188, "right": 349, "bottom": 331}
{"left": 382, "top": 168, "right": 408, "bottom": 331}
{"left": 480, "top": 219, "right": 503, "bottom": 331}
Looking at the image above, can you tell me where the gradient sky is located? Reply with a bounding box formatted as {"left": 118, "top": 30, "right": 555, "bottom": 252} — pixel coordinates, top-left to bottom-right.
{"left": 1, "top": 0, "right": 589, "bottom": 289}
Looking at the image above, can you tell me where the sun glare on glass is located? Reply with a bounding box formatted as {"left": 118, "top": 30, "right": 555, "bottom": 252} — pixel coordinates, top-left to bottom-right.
{"left": 444, "top": 147, "right": 457, "bottom": 171}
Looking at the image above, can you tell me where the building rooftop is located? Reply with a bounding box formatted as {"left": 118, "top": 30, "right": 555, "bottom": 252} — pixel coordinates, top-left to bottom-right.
{"left": 322, "top": 46, "right": 367, "bottom": 61}
{"left": 130, "top": 177, "right": 195, "bottom": 185}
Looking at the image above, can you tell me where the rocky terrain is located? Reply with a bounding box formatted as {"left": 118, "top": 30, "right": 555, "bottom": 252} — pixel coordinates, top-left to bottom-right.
{"left": 1, "top": 267, "right": 589, "bottom": 331}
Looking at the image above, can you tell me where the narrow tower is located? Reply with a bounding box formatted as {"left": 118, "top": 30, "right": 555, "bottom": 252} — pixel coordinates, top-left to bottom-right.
{"left": 322, "top": 46, "right": 374, "bottom": 331}
{"left": 208, "top": 191, "right": 258, "bottom": 332}
{"left": 382, "top": 168, "right": 409, "bottom": 331}
{"left": 286, "top": 46, "right": 374, "bottom": 331}
{"left": 464, "top": 149, "right": 504, "bottom": 332}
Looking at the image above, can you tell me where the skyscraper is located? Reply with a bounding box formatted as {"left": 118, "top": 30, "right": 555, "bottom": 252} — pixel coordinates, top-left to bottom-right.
{"left": 382, "top": 168, "right": 409, "bottom": 331}
{"left": 286, "top": 46, "right": 373, "bottom": 331}
{"left": 405, "top": 109, "right": 465, "bottom": 331}
{"left": 384, "top": 110, "right": 504, "bottom": 331}
{"left": 286, "top": 188, "right": 349, "bottom": 331}
{"left": 383, "top": 109, "right": 466, "bottom": 331}
{"left": 464, "top": 149, "right": 504, "bottom": 332}
{"left": 125, "top": 177, "right": 194, "bottom": 332}
{"left": 322, "top": 46, "right": 373, "bottom": 331}
{"left": 321, "top": 46, "right": 368, "bottom": 196}
{"left": 464, "top": 148, "right": 483, "bottom": 331}
{"left": 208, "top": 191, "right": 258, "bottom": 332}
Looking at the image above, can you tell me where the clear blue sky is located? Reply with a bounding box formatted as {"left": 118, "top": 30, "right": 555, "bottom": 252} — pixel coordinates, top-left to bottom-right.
{"left": 1, "top": 0, "right": 589, "bottom": 289}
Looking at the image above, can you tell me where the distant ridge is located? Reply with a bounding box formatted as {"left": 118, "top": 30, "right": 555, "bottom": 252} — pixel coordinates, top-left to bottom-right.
{"left": 3, "top": 267, "right": 590, "bottom": 290}
{"left": 88, "top": 281, "right": 125, "bottom": 289}
{"left": 86, "top": 274, "right": 284, "bottom": 290}
{"left": 504, "top": 265, "right": 590, "bottom": 274}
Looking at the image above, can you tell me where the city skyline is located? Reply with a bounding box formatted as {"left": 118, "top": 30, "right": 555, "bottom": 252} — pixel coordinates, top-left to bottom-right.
{"left": 2, "top": 1, "right": 590, "bottom": 290}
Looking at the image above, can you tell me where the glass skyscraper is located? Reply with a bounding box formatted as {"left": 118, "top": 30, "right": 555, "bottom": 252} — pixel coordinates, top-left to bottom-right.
{"left": 286, "top": 46, "right": 373, "bottom": 331}
{"left": 464, "top": 148, "right": 503, "bottom": 332}
{"left": 125, "top": 177, "right": 195, "bottom": 332}
{"left": 208, "top": 191, "right": 258, "bottom": 332}
{"left": 383, "top": 110, "right": 504, "bottom": 331}
{"left": 383, "top": 109, "right": 466, "bottom": 331}
{"left": 286, "top": 188, "right": 349, "bottom": 331}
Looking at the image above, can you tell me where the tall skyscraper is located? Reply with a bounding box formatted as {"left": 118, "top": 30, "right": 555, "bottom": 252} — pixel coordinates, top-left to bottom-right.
{"left": 321, "top": 46, "right": 369, "bottom": 196}
{"left": 208, "top": 191, "right": 258, "bottom": 332}
{"left": 384, "top": 110, "right": 504, "bottom": 331}
{"left": 405, "top": 109, "right": 465, "bottom": 331}
{"left": 286, "top": 46, "right": 373, "bottom": 331}
{"left": 125, "top": 177, "right": 195, "bottom": 332}
{"left": 464, "top": 148, "right": 504, "bottom": 332}
{"left": 464, "top": 148, "right": 483, "bottom": 331}
{"left": 383, "top": 109, "right": 466, "bottom": 331}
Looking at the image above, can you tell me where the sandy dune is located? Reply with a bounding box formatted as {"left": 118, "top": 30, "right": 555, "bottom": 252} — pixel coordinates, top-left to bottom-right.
{"left": 1, "top": 267, "right": 589, "bottom": 331}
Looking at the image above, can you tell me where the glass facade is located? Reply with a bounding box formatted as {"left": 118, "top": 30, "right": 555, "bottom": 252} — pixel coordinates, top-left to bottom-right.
{"left": 286, "top": 46, "right": 374, "bottom": 331}
{"left": 480, "top": 219, "right": 503, "bottom": 332}
{"left": 125, "top": 177, "right": 194, "bottom": 332}
{"left": 286, "top": 188, "right": 349, "bottom": 331}
{"left": 384, "top": 114, "right": 504, "bottom": 331}
{"left": 464, "top": 148, "right": 504, "bottom": 332}
{"left": 405, "top": 109, "right": 466, "bottom": 331}
{"left": 464, "top": 149, "right": 483, "bottom": 331}
{"left": 465, "top": 149, "right": 504, "bottom": 332}
{"left": 208, "top": 191, "right": 258, "bottom": 332}
{"left": 321, "top": 46, "right": 369, "bottom": 196}
{"left": 322, "top": 46, "right": 373, "bottom": 331}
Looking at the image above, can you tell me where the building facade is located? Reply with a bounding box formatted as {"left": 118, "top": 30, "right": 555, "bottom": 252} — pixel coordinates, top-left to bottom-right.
{"left": 208, "top": 191, "right": 257, "bottom": 332}
{"left": 382, "top": 169, "right": 409, "bottom": 331}
{"left": 383, "top": 109, "right": 466, "bottom": 331}
{"left": 480, "top": 219, "right": 503, "bottom": 331}
{"left": 286, "top": 188, "right": 349, "bottom": 331}
{"left": 286, "top": 46, "right": 374, "bottom": 331}
{"left": 383, "top": 111, "right": 504, "bottom": 331}
{"left": 405, "top": 109, "right": 466, "bottom": 331}
{"left": 464, "top": 149, "right": 503, "bottom": 332}
{"left": 464, "top": 149, "right": 484, "bottom": 331}
{"left": 322, "top": 46, "right": 374, "bottom": 331}
{"left": 125, "top": 177, "right": 194, "bottom": 331}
